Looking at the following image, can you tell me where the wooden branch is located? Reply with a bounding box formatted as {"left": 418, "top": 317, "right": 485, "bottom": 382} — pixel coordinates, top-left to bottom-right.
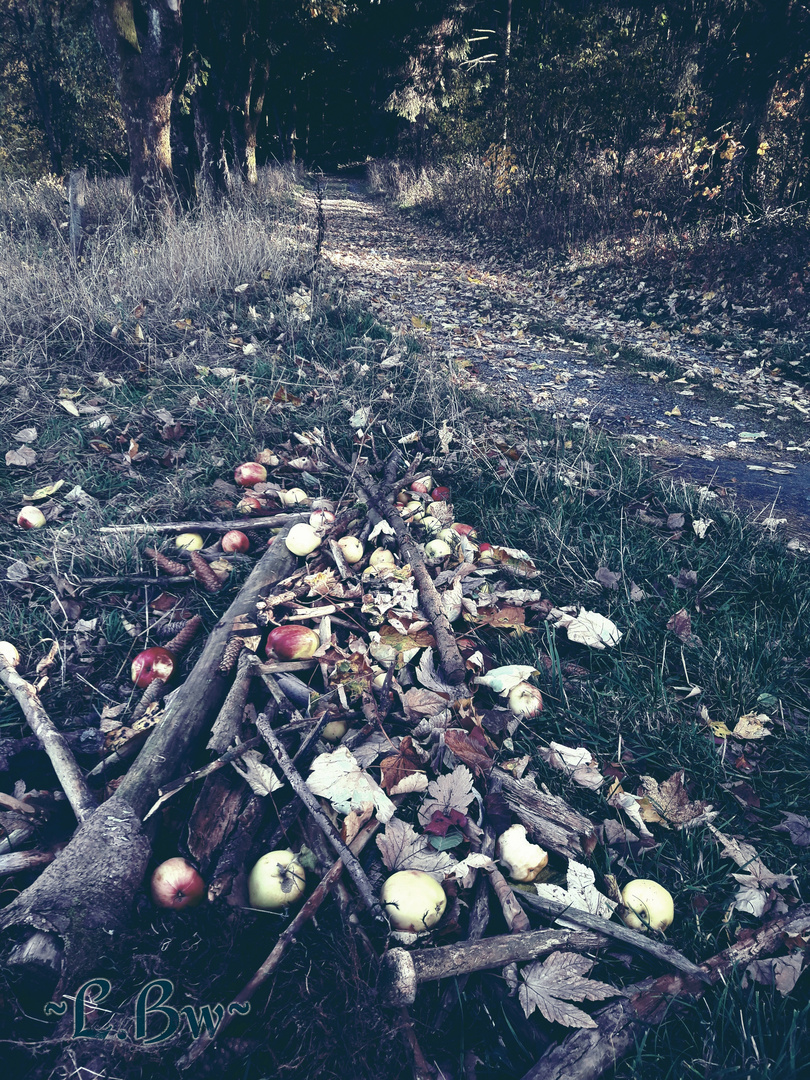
{"left": 518, "top": 891, "right": 706, "bottom": 980}
{"left": 0, "top": 849, "right": 55, "bottom": 874}
{"left": 207, "top": 648, "right": 255, "bottom": 752}
{"left": 144, "top": 737, "right": 263, "bottom": 821}
{"left": 177, "top": 814, "right": 383, "bottom": 1069}
{"left": 112, "top": 528, "right": 299, "bottom": 819}
{"left": 100, "top": 513, "right": 308, "bottom": 535}
{"left": 256, "top": 712, "right": 385, "bottom": 921}
{"left": 319, "top": 444, "right": 466, "bottom": 684}
{"left": 0, "top": 655, "right": 96, "bottom": 823}
{"left": 380, "top": 927, "right": 606, "bottom": 1006}
{"left": 520, "top": 904, "right": 810, "bottom": 1080}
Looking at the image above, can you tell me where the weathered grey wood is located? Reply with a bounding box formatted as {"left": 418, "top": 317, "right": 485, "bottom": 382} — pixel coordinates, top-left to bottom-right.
{"left": 496, "top": 768, "right": 597, "bottom": 858}
{"left": 380, "top": 929, "right": 607, "bottom": 1006}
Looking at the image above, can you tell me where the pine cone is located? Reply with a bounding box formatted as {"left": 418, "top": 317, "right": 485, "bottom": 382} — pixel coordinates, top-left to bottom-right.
{"left": 144, "top": 546, "right": 186, "bottom": 576}
{"left": 189, "top": 550, "right": 224, "bottom": 592}
{"left": 219, "top": 636, "right": 245, "bottom": 674}
{"left": 165, "top": 613, "right": 203, "bottom": 655}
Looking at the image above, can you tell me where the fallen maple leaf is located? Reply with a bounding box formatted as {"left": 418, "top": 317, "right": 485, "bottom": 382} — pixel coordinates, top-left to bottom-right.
{"left": 376, "top": 817, "right": 456, "bottom": 878}
{"left": 636, "top": 771, "right": 716, "bottom": 828}
{"left": 775, "top": 812, "right": 810, "bottom": 848}
{"left": 417, "top": 765, "right": 476, "bottom": 826}
{"left": 518, "top": 952, "right": 620, "bottom": 1028}
{"left": 534, "top": 860, "right": 617, "bottom": 921}
{"left": 380, "top": 736, "right": 426, "bottom": 794}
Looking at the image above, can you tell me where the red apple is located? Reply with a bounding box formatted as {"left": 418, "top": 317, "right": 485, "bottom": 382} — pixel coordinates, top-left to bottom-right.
{"left": 237, "top": 494, "right": 264, "bottom": 515}
{"left": 410, "top": 475, "right": 434, "bottom": 494}
{"left": 150, "top": 857, "right": 206, "bottom": 910}
{"left": 221, "top": 529, "right": 250, "bottom": 553}
{"left": 131, "top": 646, "right": 176, "bottom": 688}
{"left": 234, "top": 461, "right": 268, "bottom": 487}
{"left": 266, "top": 624, "right": 320, "bottom": 661}
{"left": 17, "top": 506, "right": 47, "bottom": 529}
{"left": 432, "top": 486, "right": 451, "bottom": 501}
{"left": 452, "top": 523, "right": 477, "bottom": 538}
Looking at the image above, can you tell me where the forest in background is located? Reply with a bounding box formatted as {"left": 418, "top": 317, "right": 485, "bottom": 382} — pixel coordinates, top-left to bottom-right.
{"left": 0, "top": 0, "right": 808, "bottom": 232}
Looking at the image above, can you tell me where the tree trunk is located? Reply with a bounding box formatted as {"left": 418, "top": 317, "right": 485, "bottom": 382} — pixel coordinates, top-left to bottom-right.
{"left": 93, "top": 0, "right": 183, "bottom": 216}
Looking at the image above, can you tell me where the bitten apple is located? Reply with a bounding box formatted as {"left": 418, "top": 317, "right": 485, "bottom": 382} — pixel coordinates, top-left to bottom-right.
{"left": 266, "top": 624, "right": 320, "bottom": 660}
{"left": 131, "top": 646, "right": 175, "bottom": 687}
{"left": 234, "top": 462, "right": 268, "bottom": 487}
{"left": 150, "top": 857, "right": 206, "bottom": 910}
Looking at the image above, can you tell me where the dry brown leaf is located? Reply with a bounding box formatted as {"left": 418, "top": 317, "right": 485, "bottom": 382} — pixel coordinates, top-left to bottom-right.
{"left": 636, "top": 771, "right": 716, "bottom": 829}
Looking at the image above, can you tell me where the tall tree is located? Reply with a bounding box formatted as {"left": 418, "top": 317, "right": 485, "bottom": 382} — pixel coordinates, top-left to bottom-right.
{"left": 93, "top": 0, "right": 183, "bottom": 211}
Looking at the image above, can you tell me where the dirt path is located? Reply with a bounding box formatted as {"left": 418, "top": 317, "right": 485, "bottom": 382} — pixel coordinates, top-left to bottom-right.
{"left": 313, "top": 175, "right": 810, "bottom": 538}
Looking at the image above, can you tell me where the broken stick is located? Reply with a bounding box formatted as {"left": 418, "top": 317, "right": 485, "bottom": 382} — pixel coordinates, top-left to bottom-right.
{"left": 256, "top": 712, "right": 385, "bottom": 921}
{"left": 380, "top": 928, "right": 606, "bottom": 1006}
{"left": 0, "top": 653, "right": 96, "bottom": 824}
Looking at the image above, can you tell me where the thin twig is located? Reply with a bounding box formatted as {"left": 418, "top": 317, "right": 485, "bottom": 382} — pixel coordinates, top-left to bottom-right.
{"left": 256, "top": 712, "right": 385, "bottom": 921}
{"left": 177, "top": 814, "right": 383, "bottom": 1070}
{"left": 100, "top": 513, "right": 309, "bottom": 535}
{"left": 144, "top": 737, "right": 264, "bottom": 821}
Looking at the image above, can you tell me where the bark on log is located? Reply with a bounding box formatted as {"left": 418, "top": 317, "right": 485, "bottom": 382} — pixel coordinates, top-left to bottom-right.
{"left": 520, "top": 904, "right": 810, "bottom": 1080}
{"left": 0, "top": 527, "right": 299, "bottom": 998}
{"left": 496, "top": 768, "right": 596, "bottom": 859}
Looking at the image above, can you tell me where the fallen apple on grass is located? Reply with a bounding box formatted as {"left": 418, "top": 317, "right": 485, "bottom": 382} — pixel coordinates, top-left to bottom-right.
{"left": 221, "top": 529, "right": 250, "bottom": 553}
{"left": 174, "top": 531, "right": 204, "bottom": 551}
{"left": 266, "top": 624, "right": 320, "bottom": 661}
{"left": 620, "top": 879, "right": 674, "bottom": 932}
{"left": 248, "top": 850, "right": 307, "bottom": 909}
{"left": 381, "top": 870, "right": 447, "bottom": 932}
{"left": 424, "top": 538, "right": 452, "bottom": 561}
{"left": 369, "top": 548, "right": 396, "bottom": 570}
{"left": 150, "top": 857, "right": 206, "bottom": 910}
{"left": 234, "top": 461, "right": 268, "bottom": 487}
{"left": 17, "top": 505, "right": 47, "bottom": 529}
{"left": 508, "top": 682, "right": 543, "bottom": 718}
{"left": 131, "top": 646, "right": 176, "bottom": 688}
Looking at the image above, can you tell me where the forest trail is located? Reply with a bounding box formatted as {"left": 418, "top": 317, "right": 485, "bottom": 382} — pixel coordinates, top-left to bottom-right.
{"left": 312, "top": 174, "right": 810, "bottom": 538}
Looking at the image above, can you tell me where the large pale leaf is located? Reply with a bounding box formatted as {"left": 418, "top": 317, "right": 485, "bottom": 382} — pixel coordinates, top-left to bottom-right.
{"left": 518, "top": 952, "right": 619, "bottom": 1028}
{"left": 307, "top": 746, "right": 396, "bottom": 822}
{"left": 376, "top": 817, "right": 456, "bottom": 879}
{"left": 417, "top": 765, "right": 476, "bottom": 826}
{"left": 535, "top": 861, "right": 617, "bottom": 921}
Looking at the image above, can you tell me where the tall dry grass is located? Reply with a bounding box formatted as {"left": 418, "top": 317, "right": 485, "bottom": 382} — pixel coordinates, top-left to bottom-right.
{"left": 0, "top": 165, "right": 311, "bottom": 381}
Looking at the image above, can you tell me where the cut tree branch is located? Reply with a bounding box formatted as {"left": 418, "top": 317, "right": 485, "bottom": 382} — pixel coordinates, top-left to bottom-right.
{"left": 0, "top": 655, "right": 96, "bottom": 823}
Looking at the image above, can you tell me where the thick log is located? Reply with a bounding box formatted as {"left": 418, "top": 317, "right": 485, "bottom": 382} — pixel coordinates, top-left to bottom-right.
{"left": 0, "top": 527, "right": 299, "bottom": 998}
{"left": 114, "top": 526, "right": 298, "bottom": 818}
